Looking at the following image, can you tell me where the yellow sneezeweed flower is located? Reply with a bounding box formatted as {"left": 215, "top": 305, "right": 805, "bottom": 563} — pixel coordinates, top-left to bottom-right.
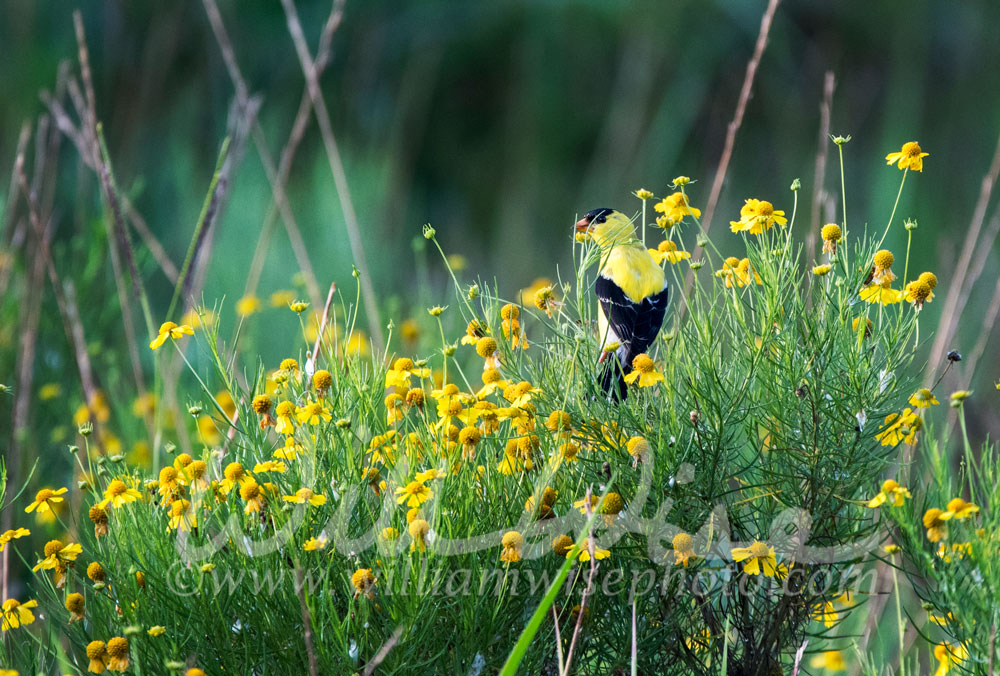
{"left": 236, "top": 294, "right": 261, "bottom": 317}
{"left": 809, "top": 650, "right": 846, "bottom": 671}
{"left": 875, "top": 409, "right": 921, "bottom": 446}
{"left": 933, "top": 642, "right": 968, "bottom": 676}
{"left": 460, "top": 319, "right": 488, "bottom": 347}
{"left": 253, "top": 461, "right": 287, "bottom": 474}
{"left": 821, "top": 223, "right": 842, "bottom": 255}
{"left": 503, "top": 381, "right": 542, "bottom": 409}
{"left": 66, "top": 592, "right": 85, "bottom": 622}
{"left": 477, "top": 368, "right": 508, "bottom": 399}
{"left": 1, "top": 598, "right": 38, "bottom": 630}
{"left": 39, "top": 382, "right": 62, "bottom": 400}
{"left": 653, "top": 192, "right": 700, "bottom": 227}
{"left": 312, "top": 369, "right": 333, "bottom": 396}
{"left": 731, "top": 540, "right": 785, "bottom": 577}
{"left": 730, "top": 199, "right": 787, "bottom": 235}
{"left": 269, "top": 289, "right": 295, "bottom": 307}
{"left": 90, "top": 505, "right": 109, "bottom": 538}
{"left": 626, "top": 436, "right": 649, "bottom": 465}
{"left": 352, "top": 568, "right": 377, "bottom": 599}
{"left": 944, "top": 497, "right": 979, "bottom": 520}
{"left": 396, "top": 481, "right": 432, "bottom": 508}
{"left": 25, "top": 487, "right": 68, "bottom": 514}
{"left": 885, "top": 141, "right": 929, "bottom": 172}
{"left": 812, "top": 602, "right": 838, "bottom": 628}
{"left": 297, "top": 401, "right": 332, "bottom": 426}
{"left": 149, "top": 321, "right": 194, "bottom": 350}
{"left": 167, "top": 500, "right": 197, "bottom": 532}
{"left": 500, "top": 531, "right": 524, "bottom": 563}
{"left": 0, "top": 528, "right": 30, "bottom": 552}
{"left": 859, "top": 279, "right": 903, "bottom": 305}
{"left": 252, "top": 394, "right": 275, "bottom": 429}
{"left": 106, "top": 636, "right": 130, "bottom": 672}
{"left": 131, "top": 392, "right": 157, "bottom": 418}
{"left": 950, "top": 390, "right": 972, "bottom": 406}
{"left": 33, "top": 539, "right": 82, "bottom": 572}
{"left": 385, "top": 357, "right": 431, "bottom": 390}
{"left": 86, "top": 640, "right": 108, "bottom": 673}
{"left": 909, "top": 388, "right": 939, "bottom": 408}
{"left": 240, "top": 480, "right": 267, "bottom": 514}
{"left": 648, "top": 239, "right": 691, "bottom": 265}
{"left": 534, "top": 285, "right": 562, "bottom": 318}
{"left": 574, "top": 495, "right": 599, "bottom": 516}
{"left": 672, "top": 532, "right": 696, "bottom": 567}
{"left": 871, "top": 250, "right": 897, "bottom": 285}
{"left": 476, "top": 336, "right": 499, "bottom": 368}
{"left": 812, "top": 264, "right": 832, "bottom": 276}
{"left": 634, "top": 188, "right": 654, "bottom": 200}
{"left": 147, "top": 625, "right": 166, "bottom": 636}
{"left": 409, "top": 518, "right": 431, "bottom": 553}
{"left": 884, "top": 544, "right": 901, "bottom": 555}
{"left": 274, "top": 401, "right": 296, "bottom": 435}
{"left": 716, "top": 257, "right": 761, "bottom": 288}
{"left": 220, "top": 462, "right": 250, "bottom": 495}
{"left": 866, "top": 479, "right": 912, "bottom": 508}
{"left": 99, "top": 479, "right": 143, "bottom": 509}
{"left": 283, "top": 488, "right": 327, "bottom": 507}
{"left": 923, "top": 508, "right": 952, "bottom": 543}
{"left": 903, "top": 279, "right": 934, "bottom": 309}
{"left": 624, "top": 353, "right": 664, "bottom": 387}
{"left": 568, "top": 537, "right": 610, "bottom": 562}
{"left": 304, "top": 534, "right": 328, "bottom": 551}
{"left": 289, "top": 300, "right": 308, "bottom": 313}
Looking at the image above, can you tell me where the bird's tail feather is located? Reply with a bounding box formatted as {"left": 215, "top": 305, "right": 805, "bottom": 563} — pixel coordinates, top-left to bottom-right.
{"left": 598, "top": 346, "right": 630, "bottom": 402}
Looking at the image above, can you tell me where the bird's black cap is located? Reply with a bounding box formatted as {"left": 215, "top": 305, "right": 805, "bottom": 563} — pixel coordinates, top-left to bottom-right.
{"left": 580, "top": 208, "right": 616, "bottom": 225}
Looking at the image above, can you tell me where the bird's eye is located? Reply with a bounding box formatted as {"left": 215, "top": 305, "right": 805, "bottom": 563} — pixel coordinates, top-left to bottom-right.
{"left": 596, "top": 215, "right": 606, "bottom": 223}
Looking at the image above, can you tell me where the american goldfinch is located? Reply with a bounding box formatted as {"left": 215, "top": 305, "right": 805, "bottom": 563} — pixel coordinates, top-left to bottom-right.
{"left": 576, "top": 208, "right": 669, "bottom": 400}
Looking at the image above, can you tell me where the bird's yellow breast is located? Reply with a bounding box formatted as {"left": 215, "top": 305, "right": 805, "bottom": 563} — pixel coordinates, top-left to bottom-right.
{"left": 600, "top": 244, "right": 665, "bottom": 303}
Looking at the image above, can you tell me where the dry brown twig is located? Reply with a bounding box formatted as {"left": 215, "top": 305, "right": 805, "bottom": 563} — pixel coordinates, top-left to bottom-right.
{"left": 807, "top": 72, "right": 836, "bottom": 262}
{"left": 699, "top": 0, "right": 782, "bottom": 236}
{"left": 201, "top": 0, "right": 328, "bottom": 311}
{"left": 280, "top": 0, "right": 385, "bottom": 352}
{"left": 925, "top": 129, "right": 1000, "bottom": 386}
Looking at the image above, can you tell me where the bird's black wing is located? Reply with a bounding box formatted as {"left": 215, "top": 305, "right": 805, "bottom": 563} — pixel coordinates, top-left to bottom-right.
{"left": 595, "top": 275, "right": 669, "bottom": 360}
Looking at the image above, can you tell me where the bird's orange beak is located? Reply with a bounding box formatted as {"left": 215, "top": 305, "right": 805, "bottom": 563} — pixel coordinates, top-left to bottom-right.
{"left": 575, "top": 216, "right": 591, "bottom": 232}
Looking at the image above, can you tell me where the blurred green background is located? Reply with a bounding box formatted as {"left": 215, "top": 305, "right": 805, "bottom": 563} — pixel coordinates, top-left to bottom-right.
{"left": 3, "top": 0, "right": 1000, "bottom": 453}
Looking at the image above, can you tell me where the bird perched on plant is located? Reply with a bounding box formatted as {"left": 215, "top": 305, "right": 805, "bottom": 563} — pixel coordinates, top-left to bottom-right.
{"left": 576, "top": 208, "right": 669, "bottom": 400}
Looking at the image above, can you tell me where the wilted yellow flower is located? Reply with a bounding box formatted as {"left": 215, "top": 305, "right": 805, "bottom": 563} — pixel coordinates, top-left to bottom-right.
{"left": 672, "top": 532, "right": 696, "bottom": 567}
{"left": 821, "top": 223, "right": 842, "bottom": 255}
{"left": 500, "top": 530, "right": 523, "bottom": 563}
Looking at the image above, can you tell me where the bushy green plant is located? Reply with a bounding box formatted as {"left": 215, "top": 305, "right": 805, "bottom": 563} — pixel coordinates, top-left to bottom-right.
{"left": 3, "top": 141, "right": 954, "bottom": 675}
